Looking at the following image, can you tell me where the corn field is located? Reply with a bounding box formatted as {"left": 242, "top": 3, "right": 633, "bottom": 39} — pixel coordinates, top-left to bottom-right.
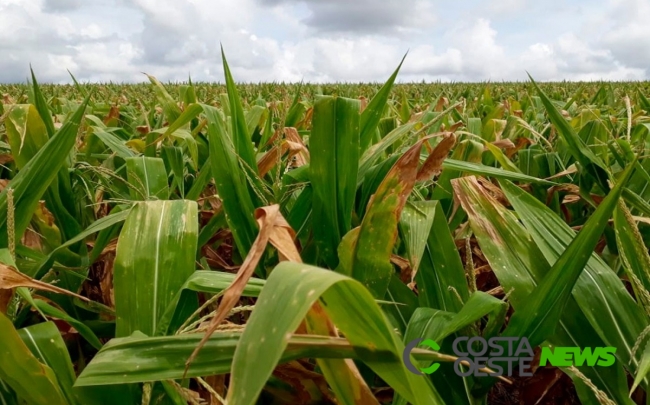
{"left": 2, "top": 53, "right": 650, "bottom": 405}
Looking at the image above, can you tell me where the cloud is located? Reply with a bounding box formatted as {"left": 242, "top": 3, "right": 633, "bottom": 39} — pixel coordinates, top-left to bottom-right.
{"left": 0, "top": 0, "right": 647, "bottom": 83}
{"left": 600, "top": 0, "right": 650, "bottom": 69}
{"left": 42, "top": 0, "right": 82, "bottom": 12}
{"left": 256, "top": 0, "right": 435, "bottom": 35}
{"left": 516, "top": 33, "right": 645, "bottom": 81}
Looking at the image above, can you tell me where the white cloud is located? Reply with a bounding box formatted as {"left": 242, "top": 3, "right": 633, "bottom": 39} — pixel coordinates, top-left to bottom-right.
{"left": 600, "top": 0, "right": 650, "bottom": 69}
{"left": 0, "top": 0, "right": 647, "bottom": 83}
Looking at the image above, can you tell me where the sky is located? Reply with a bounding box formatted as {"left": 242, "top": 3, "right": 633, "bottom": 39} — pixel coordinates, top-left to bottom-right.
{"left": 0, "top": 0, "right": 648, "bottom": 83}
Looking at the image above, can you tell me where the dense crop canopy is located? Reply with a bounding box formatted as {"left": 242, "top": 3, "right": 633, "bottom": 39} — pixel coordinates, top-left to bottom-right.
{"left": 1, "top": 55, "right": 650, "bottom": 404}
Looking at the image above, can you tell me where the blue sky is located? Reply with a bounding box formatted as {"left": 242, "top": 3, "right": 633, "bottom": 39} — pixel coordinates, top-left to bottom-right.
{"left": 0, "top": 0, "right": 648, "bottom": 83}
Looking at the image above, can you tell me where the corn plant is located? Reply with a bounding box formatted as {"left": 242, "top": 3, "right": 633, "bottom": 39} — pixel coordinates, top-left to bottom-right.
{"left": 1, "top": 53, "right": 650, "bottom": 405}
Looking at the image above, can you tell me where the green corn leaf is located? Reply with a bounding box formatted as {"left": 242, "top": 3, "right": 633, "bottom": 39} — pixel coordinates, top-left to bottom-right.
{"left": 359, "top": 54, "right": 405, "bottom": 153}
{"left": 501, "top": 163, "right": 634, "bottom": 343}
{"left": 29, "top": 298, "right": 103, "bottom": 350}
{"left": 528, "top": 74, "right": 609, "bottom": 190}
{"left": 29, "top": 67, "right": 56, "bottom": 137}
{"left": 484, "top": 143, "right": 522, "bottom": 173}
{"left": 185, "top": 159, "right": 211, "bottom": 201}
{"left": 17, "top": 322, "right": 79, "bottom": 405}
{"left": 401, "top": 309, "right": 467, "bottom": 405}
{"left": 399, "top": 201, "right": 436, "bottom": 280}
{"left": 245, "top": 105, "right": 266, "bottom": 137}
{"left": 165, "top": 128, "right": 199, "bottom": 170}
{"left": 90, "top": 126, "right": 136, "bottom": 159}
{"left": 200, "top": 103, "right": 258, "bottom": 261}
{"left": 229, "top": 262, "right": 445, "bottom": 405}
{"left": 499, "top": 176, "right": 647, "bottom": 372}
{"left": 161, "top": 103, "right": 203, "bottom": 138}
{"left": 284, "top": 83, "right": 305, "bottom": 128}
{"left": 454, "top": 176, "right": 635, "bottom": 404}
{"left": 221, "top": 47, "right": 258, "bottom": 172}
{"left": 632, "top": 340, "right": 650, "bottom": 393}
{"left": 4, "top": 104, "right": 49, "bottom": 166}
{"left": 146, "top": 74, "right": 182, "bottom": 124}
{"left": 442, "top": 159, "right": 554, "bottom": 185}
{"left": 0, "top": 94, "right": 89, "bottom": 247}
{"left": 311, "top": 95, "right": 360, "bottom": 268}
{"left": 613, "top": 201, "right": 650, "bottom": 296}
{"left": 0, "top": 312, "right": 68, "bottom": 405}
{"left": 114, "top": 200, "right": 198, "bottom": 337}
{"left": 32, "top": 208, "right": 130, "bottom": 280}
{"left": 398, "top": 292, "right": 507, "bottom": 405}
{"left": 358, "top": 122, "right": 417, "bottom": 184}
{"left": 156, "top": 270, "right": 264, "bottom": 336}
{"left": 125, "top": 156, "right": 170, "bottom": 201}
{"left": 431, "top": 140, "right": 484, "bottom": 200}
{"left": 75, "top": 332, "right": 449, "bottom": 387}
{"left": 162, "top": 145, "right": 185, "bottom": 197}
{"left": 415, "top": 202, "right": 469, "bottom": 312}
{"left": 3, "top": 103, "right": 81, "bottom": 244}
{"left": 0, "top": 381, "right": 17, "bottom": 405}
{"left": 338, "top": 139, "right": 421, "bottom": 298}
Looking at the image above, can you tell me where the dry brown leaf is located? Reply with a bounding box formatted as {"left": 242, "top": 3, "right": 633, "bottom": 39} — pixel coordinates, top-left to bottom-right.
{"left": 103, "top": 105, "right": 120, "bottom": 125}
{"left": 390, "top": 254, "right": 411, "bottom": 283}
{"left": 204, "top": 375, "right": 226, "bottom": 405}
{"left": 477, "top": 177, "right": 509, "bottom": 206}
{"left": 563, "top": 195, "right": 581, "bottom": 204}
{"left": 84, "top": 238, "right": 117, "bottom": 312}
{"left": 186, "top": 205, "right": 283, "bottom": 371}
{"left": 0, "top": 154, "right": 14, "bottom": 166}
{"left": 546, "top": 165, "right": 578, "bottom": 180}
{"left": 546, "top": 184, "right": 581, "bottom": 206}
{"left": 0, "top": 289, "right": 12, "bottom": 314}
{"left": 504, "top": 137, "right": 532, "bottom": 158}
{"left": 262, "top": 128, "right": 282, "bottom": 149}
{"left": 257, "top": 138, "right": 310, "bottom": 177}
{"left": 359, "top": 96, "right": 368, "bottom": 113}
{"left": 486, "top": 286, "right": 504, "bottom": 296}
{"left": 257, "top": 144, "right": 283, "bottom": 177}
{"left": 409, "top": 111, "right": 424, "bottom": 123}
{"left": 203, "top": 245, "right": 239, "bottom": 271}
{"left": 297, "top": 107, "right": 313, "bottom": 129}
{"left": 416, "top": 132, "right": 455, "bottom": 182}
{"left": 490, "top": 139, "right": 516, "bottom": 149}
{"left": 136, "top": 125, "right": 150, "bottom": 135}
{"left": 448, "top": 121, "right": 464, "bottom": 133}
{"left": 0, "top": 263, "right": 89, "bottom": 302}
{"left": 271, "top": 360, "right": 336, "bottom": 404}
{"left": 435, "top": 96, "right": 449, "bottom": 112}
{"left": 267, "top": 214, "right": 300, "bottom": 262}
{"left": 35, "top": 201, "right": 55, "bottom": 227}
{"left": 21, "top": 228, "right": 42, "bottom": 251}
{"left": 187, "top": 203, "right": 377, "bottom": 403}
{"left": 284, "top": 127, "right": 310, "bottom": 166}
{"left": 452, "top": 176, "right": 504, "bottom": 243}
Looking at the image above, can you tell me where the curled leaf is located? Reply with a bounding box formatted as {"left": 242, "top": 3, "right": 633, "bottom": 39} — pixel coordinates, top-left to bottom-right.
{"left": 186, "top": 205, "right": 296, "bottom": 371}
{"left": 416, "top": 132, "right": 455, "bottom": 182}
{"left": 0, "top": 264, "right": 89, "bottom": 302}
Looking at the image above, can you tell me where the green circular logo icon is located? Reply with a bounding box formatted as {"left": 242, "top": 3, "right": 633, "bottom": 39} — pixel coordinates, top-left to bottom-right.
{"left": 403, "top": 338, "right": 441, "bottom": 374}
